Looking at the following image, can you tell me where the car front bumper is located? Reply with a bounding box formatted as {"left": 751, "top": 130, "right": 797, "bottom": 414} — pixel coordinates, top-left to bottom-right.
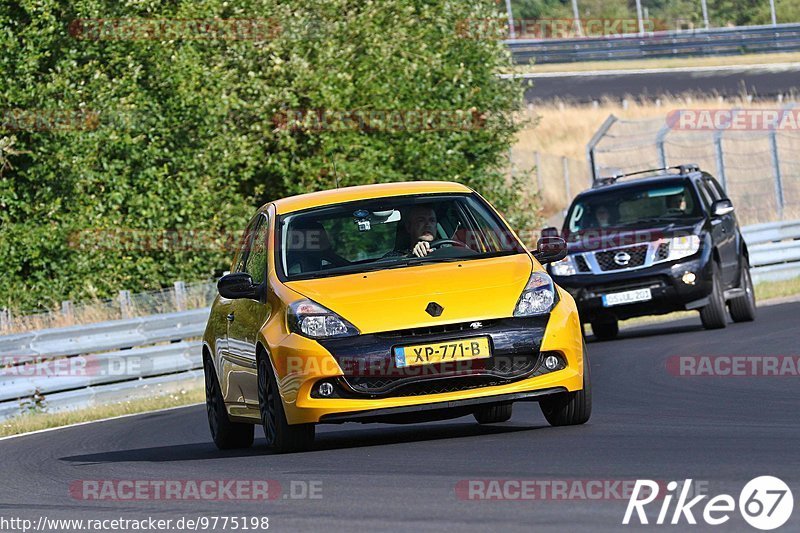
{"left": 229, "top": 289, "right": 585, "bottom": 425}
{"left": 552, "top": 253, "right": 714, "bottom": 322}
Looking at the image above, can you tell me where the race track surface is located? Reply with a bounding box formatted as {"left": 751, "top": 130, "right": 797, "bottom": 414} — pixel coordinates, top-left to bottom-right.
{"left": 523, "top": 64, "right": 800, "bottom": 102}
{"left": 0, "top": 301, "right": 797, "bottom": 532}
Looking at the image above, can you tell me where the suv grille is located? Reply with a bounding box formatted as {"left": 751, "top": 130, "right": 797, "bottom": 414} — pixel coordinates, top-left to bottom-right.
{"left": 656, "top": 241, "right": 670, "bottom": 261}
{"left": 595, "top": 245, "right": 648, "bottom": 271}
{"left": 575, "top": 255, "right": 591, "bottom": 272}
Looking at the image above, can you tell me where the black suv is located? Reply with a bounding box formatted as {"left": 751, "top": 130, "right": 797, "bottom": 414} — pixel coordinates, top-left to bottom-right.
{"left": 547, "top": 164, "right": 756, "bottom": 340}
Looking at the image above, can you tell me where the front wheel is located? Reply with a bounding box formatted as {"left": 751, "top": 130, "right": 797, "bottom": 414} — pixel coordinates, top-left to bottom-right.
{"left": 474, "top": 402, "right": 513, "bottom": 424}
{"left": 258, "top": 353, "right": 315, "bottom": 453}
{"left": 700, "top": 263, "right": 727, "bottom": 329}
{"left": 590, "top": 316, "right": 618, "bottom": 341}
{"left": 205, "top": 358, "right": 254, "bottom": 450}
{"left": 540, "top": 343, "right": 592, "bottom": 426}
{"left": 729, "top": 266, "right": 756, "bottom": 322}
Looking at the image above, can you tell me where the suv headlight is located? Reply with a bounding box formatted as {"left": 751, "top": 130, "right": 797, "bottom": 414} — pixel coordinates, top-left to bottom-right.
{"left": 514, "top": 271, "right": 557, "bottom": 316}
{"left": 550, "top": 255, "right": 577, "bottom": 276}
{"left": 666, "top": 235, "right": 700, "bottom": 261}
{"left": 288, "top": 299, "right": 360, "bottom": 339}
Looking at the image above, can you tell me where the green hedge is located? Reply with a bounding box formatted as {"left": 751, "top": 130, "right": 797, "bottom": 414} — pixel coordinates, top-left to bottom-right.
{"left": 0, "top": 0, "right": 532, "bottom": 312}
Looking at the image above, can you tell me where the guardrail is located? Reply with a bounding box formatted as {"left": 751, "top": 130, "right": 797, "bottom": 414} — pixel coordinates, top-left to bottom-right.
{"left": 506, "top": 23, "right": 800, "bottom": 64}
{"left": 0, "top": 308, "right": 209, "bottom": 420}
{"left": 0, "top": 224, "right": 797, "bottom": 421}
{"left": 742, "top": 220, "right": 800, "bottom": 283}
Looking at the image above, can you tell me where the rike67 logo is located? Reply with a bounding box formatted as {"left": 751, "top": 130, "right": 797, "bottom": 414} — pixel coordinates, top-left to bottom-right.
{"left": 623, "top": 477, "right": 794, "bottom": 530}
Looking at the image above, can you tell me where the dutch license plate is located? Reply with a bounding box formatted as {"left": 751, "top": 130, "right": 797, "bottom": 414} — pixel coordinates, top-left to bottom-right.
{"left": 602, "top": 288, "right": 653, "bottom": 307}
{"left": 394, "top": 337, "right": 492, "bottom": 368}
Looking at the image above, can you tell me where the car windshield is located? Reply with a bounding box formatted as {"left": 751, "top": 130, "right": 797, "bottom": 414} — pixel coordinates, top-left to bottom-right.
{"left": 565, "top": 182, "right": 701, "bottom": 235}
{"left": 277, "top": 193, "right": 524, "bottom": 280}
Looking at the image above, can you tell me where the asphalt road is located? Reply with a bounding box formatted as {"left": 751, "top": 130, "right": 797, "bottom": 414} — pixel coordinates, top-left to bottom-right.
{"left": 523, "top": 64, "right": 800, "bottom": 102}
{"left": 0, "top": 301, "right": 797, "bottom": 532}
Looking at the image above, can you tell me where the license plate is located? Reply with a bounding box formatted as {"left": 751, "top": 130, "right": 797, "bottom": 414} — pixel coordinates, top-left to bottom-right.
{"left": 602, "top": 288, "right": 652, "bottom": 307}
{"left": 394, "top": 337, "right": 492, "bottom": 368}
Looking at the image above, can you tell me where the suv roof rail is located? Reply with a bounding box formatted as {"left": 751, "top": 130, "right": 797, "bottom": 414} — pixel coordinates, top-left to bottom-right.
{"left": 593, "top": 163, "right": 701, "bottom": 188}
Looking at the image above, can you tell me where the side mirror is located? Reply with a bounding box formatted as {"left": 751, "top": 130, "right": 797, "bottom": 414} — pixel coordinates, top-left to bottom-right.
{"left": 218, "top": 272, "right": 259, "bottom": 300}
{"left": 533, "top": 236, "right": 568, "bottom": 264}
{"left": 712, "top": 198, "right": 734, "bottom": 217}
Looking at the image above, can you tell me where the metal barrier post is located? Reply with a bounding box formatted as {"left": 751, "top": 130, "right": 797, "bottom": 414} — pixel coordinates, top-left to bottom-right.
{"left": 769, "top": 131, "right": 785, "bottom": 220}
{"left": 118, "top": 290, "right": 132, "bottom": 319}
{"left": 714, "top": 130, "right": 727, "bottom": 191}
{"left": 586, "top": 115, "right": 618, "bottom": 183}
{"left": 174, "top": 281, "right": 187, "bottom": 312}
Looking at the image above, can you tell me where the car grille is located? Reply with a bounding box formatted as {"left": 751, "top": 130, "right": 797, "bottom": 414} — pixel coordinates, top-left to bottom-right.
{"left": 595, "top": 244, "right": 648, "bottom": 271}
{"left": 575, "top": 255, "right": 592, "bottom": 272}
{"left": 656, "top": 241, "right": 670, "bottom": 261}
{"left": 316, "top": 352, "right": 566, "bottom": 399}
{"left": 376, "top": 320, "right": 498, "bottom": 339}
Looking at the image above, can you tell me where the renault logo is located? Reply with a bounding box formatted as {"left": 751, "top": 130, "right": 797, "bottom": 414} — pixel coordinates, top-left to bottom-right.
{"left": 614, "top": 251, "right": 631, "bottom": 266}
{"left": 425, "top": 302, "right": 444, "bottom": 317}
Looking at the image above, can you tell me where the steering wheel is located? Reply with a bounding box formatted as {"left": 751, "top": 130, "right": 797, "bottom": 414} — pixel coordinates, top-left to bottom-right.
{"left": 428, "top": 239, "right": 468, "bottom": 249}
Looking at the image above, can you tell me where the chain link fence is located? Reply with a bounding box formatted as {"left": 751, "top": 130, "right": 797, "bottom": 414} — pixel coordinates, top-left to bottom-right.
{"left": 587, "top": 111, "right": 800, "bottom": 225}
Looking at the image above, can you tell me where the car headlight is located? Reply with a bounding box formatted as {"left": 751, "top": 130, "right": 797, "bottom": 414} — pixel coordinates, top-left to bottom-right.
{"left": 550, "top": 255, "right": 577, "bottom": 276}
{"left": 514, "top": 271, "right": 557, "bottom": 316}
{"left": 288, "top": 299, "right": 360, "bottom": 339}
{"left": 666, "top": 235, "right": 701, "bottom": 261}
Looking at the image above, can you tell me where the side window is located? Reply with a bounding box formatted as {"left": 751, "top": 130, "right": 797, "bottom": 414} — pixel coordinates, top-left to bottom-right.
{"left": 695, "top": 181, "right": 715, "bottom": 209}
{"left": 244, "top": 215, "right": 270, "bottom": 284}
{"left": 707, "top": 178, "right": 727, "bottom": 200}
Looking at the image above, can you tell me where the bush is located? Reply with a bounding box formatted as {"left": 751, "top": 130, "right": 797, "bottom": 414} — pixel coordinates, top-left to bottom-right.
{"left": 0, "top": 0, "right": 531, "bottom": 312}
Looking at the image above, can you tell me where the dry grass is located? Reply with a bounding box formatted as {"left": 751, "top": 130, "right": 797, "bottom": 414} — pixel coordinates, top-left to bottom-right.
{"left": 0, "top": 385, "right": 204, "bottom": 437}
{"left": 505, "top": 51, "right": 800, "bottom": 74}
{"left": 511, "top": 96, "right": 800, "bottom": 222}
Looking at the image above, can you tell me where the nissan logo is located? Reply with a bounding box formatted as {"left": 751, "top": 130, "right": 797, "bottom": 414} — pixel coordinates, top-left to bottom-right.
{"left": 614, "top": 251, "right": 631, "bottom": 266}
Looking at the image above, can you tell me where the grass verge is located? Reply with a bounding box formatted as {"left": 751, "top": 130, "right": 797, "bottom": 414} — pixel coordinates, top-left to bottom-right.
{"left": 0, "top": 386, "right": 204, "bottom": 438}
{"left": 505, "top": 51, "right": 800, "bottom": 74}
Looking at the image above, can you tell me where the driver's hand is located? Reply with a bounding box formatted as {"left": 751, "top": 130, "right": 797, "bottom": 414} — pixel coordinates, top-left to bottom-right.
{"left": 412, "top": 241, "right": 431, "bottom": 257}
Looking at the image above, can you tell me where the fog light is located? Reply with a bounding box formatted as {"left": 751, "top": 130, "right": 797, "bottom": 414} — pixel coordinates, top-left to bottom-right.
{"left": 318, "top": 382, "right": 334, "bottom": 397}
{"left": 544, "top": 355, "right": 559, "bottom": 371}
{"left": 682, "top": 271, "right": 697, "bottom": 285}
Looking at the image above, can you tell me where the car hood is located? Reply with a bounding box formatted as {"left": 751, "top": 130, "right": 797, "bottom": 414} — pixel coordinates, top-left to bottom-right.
{"left": 284, "top": 253, "right": 536, "bottom": 334}
{"left": 566, "top": 220, "right": 702, "bottom": 254}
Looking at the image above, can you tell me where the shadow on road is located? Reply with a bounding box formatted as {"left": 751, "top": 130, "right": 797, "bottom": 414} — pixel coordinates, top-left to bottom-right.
{"left": 60, "top": 420, "right": 546, "bottom": 463}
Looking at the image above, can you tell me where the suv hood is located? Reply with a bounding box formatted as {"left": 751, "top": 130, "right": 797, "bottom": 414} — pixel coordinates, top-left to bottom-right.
{"left": 285, "top": 254, "right": 535, "bottom": 334}
{"left": 566, "top": 220, "right": 702, "bottom": 254}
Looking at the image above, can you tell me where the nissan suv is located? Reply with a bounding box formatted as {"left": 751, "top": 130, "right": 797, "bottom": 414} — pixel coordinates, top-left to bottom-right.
{"left": 547, "top": 164, "right": 756, "bottom": 340}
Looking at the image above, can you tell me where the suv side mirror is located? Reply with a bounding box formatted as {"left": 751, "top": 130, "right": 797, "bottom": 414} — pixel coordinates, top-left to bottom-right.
{"left": 533, "top": 236, "right": 568, "bottom": 264}
{"left": 712, "top": 198, "right": 734, "bottom": 216}
{"left": 218, "top": 272, "right": 259, "bottom": 300}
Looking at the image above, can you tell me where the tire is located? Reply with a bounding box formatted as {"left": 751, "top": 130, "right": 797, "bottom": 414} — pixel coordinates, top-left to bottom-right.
{"left": 204, "top": 357, "right": 254, "bottom": 450}
{"left": 474, "top": 402, "right": 513, "bottom": 424}
{"left": 700, "top": 263, "right": 727, "bottom": 330}
{"left": 729, "top": 265, "right": 756, "bottom": 323}
{"left": 540, "top": 343, "right": 592, "bottom": 426}
{"left": 590, "top": 316, "right": 618, "bottom": 341}
{"left": 258, "top": 352, "right": 315, "bottom": 453}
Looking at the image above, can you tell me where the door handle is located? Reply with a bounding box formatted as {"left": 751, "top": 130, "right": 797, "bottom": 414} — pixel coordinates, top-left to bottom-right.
{"left": 226, "top": 313, "right": 235, "bottom": 322}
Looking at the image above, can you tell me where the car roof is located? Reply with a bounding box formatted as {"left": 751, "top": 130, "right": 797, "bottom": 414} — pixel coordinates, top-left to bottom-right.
{"left": 576, "top": 173, "right": 697, "bottom": 200}
{"left": 269, "top": 181, "right": 473, "bottom": 214}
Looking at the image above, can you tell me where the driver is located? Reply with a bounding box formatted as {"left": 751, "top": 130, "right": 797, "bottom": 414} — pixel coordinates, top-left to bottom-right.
{"left": 405, "top": 205, "right": 438, "bottom": 257}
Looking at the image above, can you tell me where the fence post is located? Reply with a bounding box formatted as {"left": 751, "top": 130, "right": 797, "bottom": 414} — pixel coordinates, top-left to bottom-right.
{"left": 534, "top": 151, "right": 543, "bottom": 192}
{"left": 61, "top": 300, "right": 74, "bottom": 323}
{"left": 562, "top": 156, "right": 571, "bottom": 204}
{"left": 173, "top": 281, "right": 187, "bottom": 312}
{"left": 655, "top": 123, "right": 671, "bottom": 168}
{"left": 586, "top": 114, "right": 618, "bottom": 183}
{"left": 769, "top": 131, "right": 785, "bottom": 220}
{"left": 713, "top": 130, "right": 727, "bottom": 191}
{"left": 118, "top": 290, "right": 132, "bottom": 319}
{"left": 0, "top": 308, "right": 11, "bottom": 331}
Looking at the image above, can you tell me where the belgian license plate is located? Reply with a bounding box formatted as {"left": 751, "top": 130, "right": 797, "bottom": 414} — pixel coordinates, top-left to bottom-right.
{"left": 602, "top": 288, "right": 652, "bottom": 307}
{"left": 394, "top": 337, "right": 492, "bottom": 368}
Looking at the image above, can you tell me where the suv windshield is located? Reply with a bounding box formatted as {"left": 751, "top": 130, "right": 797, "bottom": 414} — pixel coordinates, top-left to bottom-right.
{"left": 565, "top": 182, "right": 701, "bottom": 235}
{"left": 277, "top": 193, "right": 524, "bottom": 280}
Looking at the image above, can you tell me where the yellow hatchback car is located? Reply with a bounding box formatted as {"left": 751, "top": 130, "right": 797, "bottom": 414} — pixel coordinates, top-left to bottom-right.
{"left": 203, "top": 181, "right": 590, "bottom": 452}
